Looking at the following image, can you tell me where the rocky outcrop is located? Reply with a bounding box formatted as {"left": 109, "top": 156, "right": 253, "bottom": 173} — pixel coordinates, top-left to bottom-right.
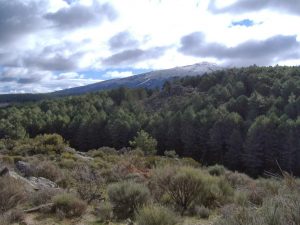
{"left": 0, "top": 166, "right": 58, "bottom": 192}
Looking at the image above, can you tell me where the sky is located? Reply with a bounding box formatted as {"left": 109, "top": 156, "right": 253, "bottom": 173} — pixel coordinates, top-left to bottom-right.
{"left": 0, "top": 0, "right": 300, "bottom": 93}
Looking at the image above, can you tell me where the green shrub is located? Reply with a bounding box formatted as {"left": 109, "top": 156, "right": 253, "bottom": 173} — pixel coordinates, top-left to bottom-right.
{"left": 261, "top": 193, "right": 300, "bottom": 225}
{"left": 151, "top": 166, "right": 207, "bottom": 214}
{"left": 125, "top": 149, "right": 144, "bottom": 157}
{"left": 180, "top": 158, "right": 201, "bottom": 167}
{"left": 136, "top": 205, "right": 178, "bottom": 225}
{"left": 52, "top": 193, "right": 87, "bottom": 218}
{"left": 130, "top": 130, "right": 157, "bottom": 155}
{"left": 234, "top": 191, "right": 249, "bottom": 207}
{"left": 59, "top": 158, "right": 76, "bottom": 169}
{"left": 208, "top": 165, "right": 226, "bottom": 176}
{"left": 108, "top": 181, "right": 150, "bottom": 219}
{"left": 164, "top": 150, "right": 178, "bottom": 158}
{"left": 151, "top": 166, "right": 233, "bottom": 214}
{"left": 95, "top": 202, "right": 113, "bottom": 222}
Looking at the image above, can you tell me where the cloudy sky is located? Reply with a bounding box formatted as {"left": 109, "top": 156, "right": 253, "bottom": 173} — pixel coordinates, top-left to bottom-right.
{"left": 0, "top": 0, "right": 300, "bottom": 93}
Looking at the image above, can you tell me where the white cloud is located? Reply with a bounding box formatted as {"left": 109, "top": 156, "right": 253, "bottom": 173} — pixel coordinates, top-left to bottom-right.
{"left": 104, "top": 71, "right": 134, "bottom": 79}
{"left": 0, "top": 0, "right": 300, "bottom": 93}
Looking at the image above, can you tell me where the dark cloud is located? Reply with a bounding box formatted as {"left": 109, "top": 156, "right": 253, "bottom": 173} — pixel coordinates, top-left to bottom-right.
{"left": 45, "top": 1, "right": 118, "bottom": 29}
{"left": 0, "top": 41, "right": 86, "bottom": 71}
{"left": 23, "top": 53, "right": 82, "bottom": 71}
{"left": 0, "top": 67, "right": 47, "bottom": 84}
{"left": 208, "top": 0, "right": 300, "bottom": 15}
{"left": 179, "top": 32, "right": 300, "bottom": 66}
{"left": 109, "top": 31, "right": 139, "bottom": 50}
{"left": 0, "top": 0, "right": 46, "bottom": 45}
{"left": 102, "top": 47, "right": 167, "bottom": 66}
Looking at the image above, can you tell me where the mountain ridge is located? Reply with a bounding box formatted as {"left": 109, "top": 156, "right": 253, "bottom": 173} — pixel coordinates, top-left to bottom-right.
{"left": 54, "top": 62, "right": 222, "bottom": 96}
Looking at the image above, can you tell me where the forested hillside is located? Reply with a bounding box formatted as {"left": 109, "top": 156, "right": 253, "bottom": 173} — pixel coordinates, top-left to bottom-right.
{"left": 1, "top": 66, "right": 300, "bottom": 177}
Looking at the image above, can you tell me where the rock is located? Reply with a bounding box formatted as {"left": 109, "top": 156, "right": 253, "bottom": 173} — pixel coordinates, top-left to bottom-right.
{"left": 0, "top": 167, "right": 9, "bottom": 176}
{"left": 28, "top": 177, "right": 58, "bottom": 189}
{"left": 8, "top": 171, "right": 39, "bottom": 191}
{"left": 5, "top": 169, "right": 59, "bottom": 192}
{"left": 15, "top": 161, "right": 34, "bottom": 177}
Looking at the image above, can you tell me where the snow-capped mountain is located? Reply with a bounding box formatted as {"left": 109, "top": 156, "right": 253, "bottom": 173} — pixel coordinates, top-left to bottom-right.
{"left": 55, "top": 62, "right": 223, "bottom": 96}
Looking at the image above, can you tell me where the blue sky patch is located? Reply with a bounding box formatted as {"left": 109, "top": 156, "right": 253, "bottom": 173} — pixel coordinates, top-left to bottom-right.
{"left": 231, "top": 19, "right": 255, "bottom": 27}
{"left": 82, "top": 68, "right": 151, "bottom": 80}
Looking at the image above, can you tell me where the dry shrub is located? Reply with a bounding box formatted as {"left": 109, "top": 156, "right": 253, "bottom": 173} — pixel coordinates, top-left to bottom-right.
{"left": 136, "top": 205, "right": 178, "bottom": 225}
{"left": 52, "top": 193, "right": 87, "bottom": 218}
{"left": 35, "top": 160, "right": 62, "bottom": 182}
{"left": 94, "top": 202, "right": 113, "bottom": 222}
{"left": 224, "top": 171, "right": 253, "bottom": 188}
{"left": 0, "top": 209, "right": 25, "bottom": 225}
{"left": 30, "top": 188, "right": 62, "bottom": 206}
{"left": 72, "top": 164, "right": 104, "bottom": 203}
{"left": 0, "top": 176, "right": 26, "bottom": 213}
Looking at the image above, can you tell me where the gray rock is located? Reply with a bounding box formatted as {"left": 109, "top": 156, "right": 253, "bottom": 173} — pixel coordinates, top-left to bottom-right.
{"left": 15, "top": 161, "right": 34, "bottom": 177}
{"left": 28, "top": 177, "right": 58, "bottom": 189}
{"left": 8, "top": 171, "right": 39, "bottom": 191}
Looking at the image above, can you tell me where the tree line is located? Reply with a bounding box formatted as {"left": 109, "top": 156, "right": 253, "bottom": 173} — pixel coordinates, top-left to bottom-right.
{"left": 0, "top": 65, "right": 300, "bottom": 177}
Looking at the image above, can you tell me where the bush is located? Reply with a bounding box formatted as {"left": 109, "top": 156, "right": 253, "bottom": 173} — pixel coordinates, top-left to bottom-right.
{"left": 234, "top": 191, "right": 249, "bottom": 207}
{"left": 261, "top": 193, "right": 300, "bottom": 225}
{"left": 35, "top": 160, "right": 62, "bottom": 182}
{"left": 195, "top": 205, "right": 210, "bottom": 219}
{"left": 216, "top": 191, "right": 300, "bottom": 225}
{"left": 31, "top": 188, "right": 61, "bottom": 206}
{"left": 52, "top": 193, "right": 87, "bottom": 218}
{"left": 95, "top": 202, "right": 113, "bottom": 222}
{"left": 136, "top": 205, "right": 178, "bottom": 225}
{"left": 0, "top": 176, "right": 25, "bottom": 213}
{"left": 164, "top": 150, "right": 178, "bottom": 158}
{"left": 72, "top": 164, "right": 104, "bottom": 203}
{"left": 108, "top": 181, "right": 150, "bottom": 219}
{"left": 224, "top": 171, "right": 253, "bottom": 188}
{"left": 151, "top": 166, "right": 234, "bottom": 212}
{"left": 0, "top": 209, "right": 25, "bottom": 225}
{"left": 215, "top": 207, "right": 261, "bottom": 225}
{"left": 152, "top": 166, "right": 214, "bottom": 214}
{"left": 59, "top": 158, "right": 76, "bottom": 169}
{"left": 130, "top": 130, "right": 157, "bottom": 155}
{"left": 208, "top": 165, "right": 226, "bottom": 176}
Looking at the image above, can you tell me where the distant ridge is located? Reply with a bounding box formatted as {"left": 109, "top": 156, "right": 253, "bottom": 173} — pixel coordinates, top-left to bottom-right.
{"left": 0, "top": 62, "right": 223, "bottom": 104}
{"left": 54, "top": 62, "right": 222, "bottom": 96}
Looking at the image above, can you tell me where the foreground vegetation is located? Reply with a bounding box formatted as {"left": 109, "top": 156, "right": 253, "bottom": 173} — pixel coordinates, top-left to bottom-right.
{"left": 0, "top": 66, "right": 300, "bottom": 177}
{"left": 1, "top": 134, "right": 300, "bottom": 225}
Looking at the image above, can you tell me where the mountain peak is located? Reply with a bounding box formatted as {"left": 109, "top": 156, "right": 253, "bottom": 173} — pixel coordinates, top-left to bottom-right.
{"left": 55, "top": 62, "right": 223, "bottom": 96}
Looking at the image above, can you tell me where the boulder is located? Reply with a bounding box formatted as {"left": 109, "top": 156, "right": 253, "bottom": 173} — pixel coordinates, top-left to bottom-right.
{"left": 15, "top": 161, "right": 34, "bottom": 177}
{"left": 28, "top": 176, "right": 58, "bottom": 189}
